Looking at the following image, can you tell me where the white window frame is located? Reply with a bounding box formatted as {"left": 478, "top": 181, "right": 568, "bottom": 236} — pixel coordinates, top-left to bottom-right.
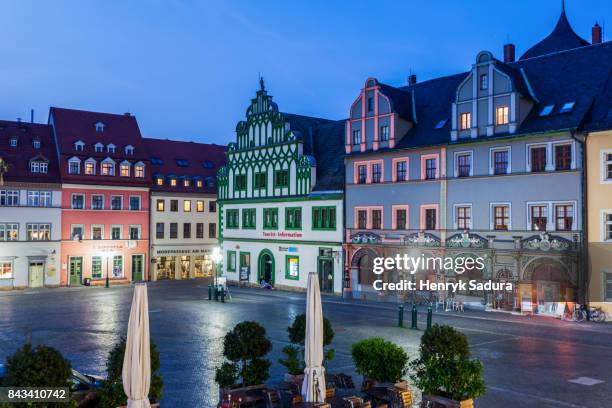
{"left": 525, "top": 143, "right": 551, "bottom": 172}
{"left": 74, "top": 140, "right": 85, "bottom": 151}
{"left": 110, "top": 224, "right": 123, "bottom": 240}
{"left": 601, "top": 149, "right": 612, "bottom": 184}
{"left": 134, "top": 161, "right": 145, "bottom": 178}
{"left": 551, "top": 140, "right": 576, "bottom": 171}
{"left": 490, "top": 202, "right": 512, "bottom": 231}
{"left": 101, "top": 158, "right": 116, "bottom": 176}
{"left": 453, "top": 203, "right": 473, "bottom": 230}
{"left": 91, "top": 194, "right": 105, "bottom": 210}
{"left": 120, "top": 160, "right": 131, "bottom": 177}
{"left": 68, "top": 157, "right": 81, "bottom": 174}
{"left": 552, "top": 201, "right": 578, "bottom": 231}
{"left": 91, "top": 224, "right": 104, "bottom": 240}
{"left": 128, "top": 224, "right": 142, "bottom": 240}
{"left": 453, "top": 150, "right": 474, "bottom": 177}
{"left": 0, "top": 260, "right": 13, "bottom": 279}
{"left": 94, "top": 142, "right": 104, "bottom": 152}
{"left": 129, "top": 195, "right": 141, "bottom": 211}
{"left": 71, "top": 193, "right": 85, "bottom": 209}
{"left": 526, "top": 201, "right": 552, "bottom": 231}
{"left": 110, "top": 195, "right": 123, "bottom": 211}
{"left": 602, "top": 270, "right": 612, "bottom": 302}
{"left": 107, "top": 143, "right": 116, "bottom": 153}
{"left": 125, "top": 145, "right": 134, "bottom": 155}
{"left": 27, "top": 191, "right": 40, "bottom": 207}
{"left": 489, "top": 146, "right": 511, "bottom": 175}
{"left": 601, "top": 210, "right": 612, "bottom": 242}
{"left": 95, "top": 122, "right": 105, "bottom": 132}
{"left": 71, "top": 224, "right": 84, "bottom": 240}
{"left": 84, "top": 158, "right": 97, "bottom": 175}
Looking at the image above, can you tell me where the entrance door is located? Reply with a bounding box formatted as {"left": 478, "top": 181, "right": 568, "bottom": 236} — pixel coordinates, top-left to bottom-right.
{"left": 132, "top": 255, "right": 144, "bottom": 282}
{"left": 258, "top": 251, "right": 275, "bottom": 284}
{"left": 29, "top": 262, "right": 44, "bottom": 288}
{"left": 318, "top": 258, "right": 334, "bottom": 293}
{"left": 69, "top": 257, "right": 83, "bottom": 286}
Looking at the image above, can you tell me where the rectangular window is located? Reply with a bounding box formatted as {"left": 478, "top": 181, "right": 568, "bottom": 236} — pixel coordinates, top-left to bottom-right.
{"left": 235, "top": 174, "right": 247, "bottom": 190}
{"left": 92, "top": 225, "right": 103, "bottom": 240}
{"left": 493, "top": 205, "right": 510, "bottom": 230}
{"left": 129, "top": 196, "right": 141, "bottom": 211}
{"left": 604, "top": 153, "right": 612, "bottom": 181}
{"left": 92, "top": 256, "right": 102, "bottom": 279}
{"left": 425, "top": 158, "right": 437, "bottom": 180}
{"left": 0, "top": 223, "right": 18, "bottom": 241}
{"left": 395, "top": 208, "right": 407, "bottom": 230}
{"left": 555, "top": 204, "right": 574, "bottom": 231}
{"left": 156, "top": 199, "right": 165, "bottom": 211}
{"left": 112, "top": 255, "right": 123, "bottom": 278}
{"left": 263, "top": 208, "right": 278, "bottom": 229}
{"left": 395, "top": 161, "right": 407, "bottom": 182}
{"left": 460, "top": 112, "right": 471, "bottom": 130}
{"left": 27, "top": 223, "right": 51, "bottom": 241}
{"left": 312, "top": 206, "right": 336, "bottom": 230}
{"left": 605, "top": 213, "right": 612, "bottom": 241}
{"left": 367, "top": 97, "right": 373, "bottom": 112}
{"left": 555, "top": 144, "right": 572, "bottom": 171}
{"left": 530, "top": 146, "right": 547, "bottom": 172}
{"left": 274, "top": 170, "right": 289, "bottom": 188}
{"left": 0, "top": 261, "right": 12, "bottom": 278}
{"left": 156, "top": 223, "right": 164, "bottom": 239}
{"left": 352, "top": 129, "right": 361, "bottom": 145}
{"left": 68, "top": 161, "right": 80, "bottom": 174}
{"left": 530, "top": 205, "right": 548, "bottom": 231}
{"left": 209, "top": 201, "right": 216, "bottom": 212}
{"left": 242, "top": 208, "right": 256, "bottom": 229}
{"left": 226, "top": 209, "right": 239, "bottom": 228}
{"left": 196, "top": 223, "right": 204, "bottom": 238}
{"left": 101, "top": 162, "right": 114, "bottom": 176}
{"left": 169, "top": 223, "right": 178, "bottom": 239}
{"left": 496, "top": 106, "right": 509, "bottom": 125}
{"left": 286, "top": 255, "right": 299, "bottom": 280}
{"left": 183, "top": 200, "right": 191, "bottom": 212}
{"left": 111, "top": 196, "right": 122, "bottom": 210}
{"left": 196, "top": 200, "right": 204, "bottom": 212}
{"left": 91, "top": 194, "right": 104, "bottom": 210}
{"left": 605, "top": 273, "right": 612, "bottom": 301}
{"left": 227, "top": 251, "right": 236, "bottom": 272}
{"left": 71, "top": 194, "right": 84, "bottom": 209}
{"left": 120, "top": 163, "right": 130, "bottom": 177}
{"left": 371, "top": 163, "right": 382, "bottom": 183}
{"left": 456, "top": 206, "right": 471, "bottom": 230}
{"left": 371, "top": 209, "right": 382, "bottom": 229}
{"left": 129, "top": 225, "right": 141, "bottom": 240}
{"left": 493, "top": 150, "right": 509, "bottom": 175}
{"left": 380, "top": 125, "right": 390, "bottom": 141}
{"left": 111, "top": 225, "right": 122, "bottom": 240}
{"left": 27, "top": 191, "right": 40, "bottom": 207}
{"left": 70, "top": 225, "right": 83, "bottom": 240}
{"left": 0, "top": 190, "right": 19, "bottom": 206}
{"left": 170, "top": 200, "right": 178, "bottom": 212}
{"left": 457, "top": 153, "right": 471, "bottom": 177}
{"left": 254, "top": 172, "right": 267, "bottom": 189}
{"left": 480, "top": 74, "right": 488, "bottom": 90}
{"left": 285, "top": 207, "right": 302, "bottom": 230}
{"left": 183, "top": 223, "right": 191, "bottom": 239}
{"left": 357, "top": 210, "right": 367, "bottom": 229}
{"left": 209, "top": 223, "right": 216, "bottom": 238}
{"left": 425, "top": 208, "right": 437, "bottom": 230}
{"left": 357, "top": 165, "right": 367, "bottom": 184}
{"left": 135, "top": 165, "right": 144, "bottom": 178}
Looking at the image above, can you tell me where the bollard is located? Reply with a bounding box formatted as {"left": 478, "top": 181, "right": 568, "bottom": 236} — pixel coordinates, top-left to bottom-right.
{"left": 208, "top": 285, "right": 213, "bottom": 301}
{"left": 411, "top": 304, "right": 418, "bottom": 329}
{"left": 398, "top": 305, "right": 404, "bottom": 327}
{"left": 220, "top": 287, "right": 226, "bottom": 303}
{"left": 427, "top": 305, "right": 433, "bottom": 330}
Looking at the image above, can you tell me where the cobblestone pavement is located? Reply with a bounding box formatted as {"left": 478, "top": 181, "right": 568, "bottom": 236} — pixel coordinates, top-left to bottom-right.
{"left": 1, "top": 280, "right": 611, "bottom": 407}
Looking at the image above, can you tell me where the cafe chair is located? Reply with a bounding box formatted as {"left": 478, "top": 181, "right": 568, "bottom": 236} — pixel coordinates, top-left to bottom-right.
{"left": 290, "top": 395, "right": 303, "bottom": 406}
{"left": 388, "top": 387, "right": 413, "bottom": 408}
{"left": 264, "top": 390, "right": 282, "bottom": 408}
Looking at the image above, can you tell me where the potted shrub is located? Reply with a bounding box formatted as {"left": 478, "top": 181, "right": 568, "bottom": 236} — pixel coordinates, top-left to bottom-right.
{"left": 279, "top": 313, "right": 335, "bottom": 383}
{"left": 215, "top": 321, "right": 272, "bottom": 397}
{"left": 411, "top": 324, "right": 485, "bottom": 408}
{"left": 99, "top": 337, "right": 163, "bottom": 408}
{"left": 351, "top": 337, "right": 409, "bottom": 390}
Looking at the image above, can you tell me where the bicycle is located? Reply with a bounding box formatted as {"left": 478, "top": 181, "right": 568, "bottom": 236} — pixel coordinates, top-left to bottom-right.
{"left": 588, "top": 306, "right": 608, "bottom": 322}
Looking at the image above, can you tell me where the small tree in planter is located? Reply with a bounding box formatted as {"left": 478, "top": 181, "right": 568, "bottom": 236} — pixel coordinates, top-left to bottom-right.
{"left": 99, "top": 337, "right": 163, "bottom": 408}
{"left": 215, "top": 321, "right": 272, "bottom": 390}
{"left": 351, "top": 337, "right": 409, "bottom": 386}
{"left": 278, "top": 313, "right": 335, "bottom": 381}
{"left": 411, "top": 324, "right": 485, "bottom": 407}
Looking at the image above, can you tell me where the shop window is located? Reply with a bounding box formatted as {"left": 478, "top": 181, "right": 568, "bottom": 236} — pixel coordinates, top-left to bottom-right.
{"left": 285, "top": 207, "right": 302, "bottom": 230}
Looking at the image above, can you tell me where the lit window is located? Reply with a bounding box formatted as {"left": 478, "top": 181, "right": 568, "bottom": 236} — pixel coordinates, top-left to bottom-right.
{"left": 196, "top": 200, "right": 204, "bottom": 212}
{"left": 493, "top": 205, "right": 510, "bottom": 230}
{"left": 134, "top": 164, "right": 145, "bottom": 178}
{"left": 196, "top": 180, "right": 203, "bottom": 188}
{"left": 183, "top": 200, "right": 191, "bottom": 212}
{"left": 460, "top": 112, "right": 471, "bottom": 130}
{"left": 496, "top": 106, "right": 509, "bottom": 125}
{"left": 101, "top": 162, "right": 114, "bottom": 176}
{"left": 85, "top": 161, "right": 95, "bottom": 175}
{"left": 559, "top": 102, "right": 575, "bottom": 113}
{"left": 157, "top": 200, "right": 165, "bottom": 211}
{"left": 120, "top": 163, "right": 130, "bottom": 177}
{"left": 170, "top": 178, "right": 177, "bottom": 187}
{"left": 555, "top": 204, "right": 574, "bottom": 231}
{"left": 0, "top": 261, "right": 13, "bottom": 278}
{"left": 156, "top": 177, "right": 163, "bottom": 186}
{"left": 183, "top": 179, "right": 190, "bottom": 187}
{"left": 539, "top": 105, "right": 554, "bottom": 116}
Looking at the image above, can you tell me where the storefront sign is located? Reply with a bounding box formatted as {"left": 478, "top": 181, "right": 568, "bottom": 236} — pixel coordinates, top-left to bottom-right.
{"left": 263, "top": 231, "right": 303, "bottom": 239}
{"left": 279, "top": 246, "right": 298, "bottom": 253}
{"left": 155, "top": 248, "right": 212, "bottom": 255}
{"left": 239, "top": 266, "right": 250, "bottom": 281}
{"left": 287, "top": 257, "right": 299, "bottom": 278}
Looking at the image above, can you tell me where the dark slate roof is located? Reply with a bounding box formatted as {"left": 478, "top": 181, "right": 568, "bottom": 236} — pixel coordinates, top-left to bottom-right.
{"left": 143, "top": 137, "right": 227, "bottom": 194}
{"left": 0, "top": 121, "right": 60, "bottom": 183}
{"left": 520, "top": 9, "right": 590, "bottom": 61}
{"left": 282, "top": 113, "right": 345, "bottom": 192}
{"left": 378, "top": 83, "right": 414, "bottom": 120}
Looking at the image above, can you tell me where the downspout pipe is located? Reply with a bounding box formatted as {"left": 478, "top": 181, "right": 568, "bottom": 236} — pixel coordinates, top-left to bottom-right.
{"left": 571, "top": 128, "right": 588, "bottom": 305}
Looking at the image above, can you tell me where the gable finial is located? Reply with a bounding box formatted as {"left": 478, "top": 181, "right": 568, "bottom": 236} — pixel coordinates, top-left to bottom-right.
{"left": 562, "top": 0, "right": 565, "bottom": 14}
{"left": 259, "top": 76, "right": 265, "bottom": 91}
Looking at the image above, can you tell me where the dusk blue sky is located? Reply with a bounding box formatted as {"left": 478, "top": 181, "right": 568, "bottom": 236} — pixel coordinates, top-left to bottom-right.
{"left": 1, "top": 1, "right": 610, "bottom": 145}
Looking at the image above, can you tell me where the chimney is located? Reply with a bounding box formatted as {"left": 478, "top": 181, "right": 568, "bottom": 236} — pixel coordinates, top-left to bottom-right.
{"left": 407, "top": 74, "right": 417, "bottom": 85}
{"left": 503, "top": 43, "right": 516, "bottom": 63}
{"left": 592, "top": 22, "right": 602, "bottom": 44}
{"left": 30, "top": 109, "right": 34, "bottom": 123}
{"left": 124, "top": 112, "right": 131, "bottom": 116}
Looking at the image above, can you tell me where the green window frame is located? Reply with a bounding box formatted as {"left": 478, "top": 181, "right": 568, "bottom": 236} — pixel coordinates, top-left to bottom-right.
{"left": 227, "top": 250, "right": 236, "bottom": 272}
{"left": 263, "top": 208, "right": 278, "bottom": 229}
{"left": 239, "top": 252, "right": 251, "bottom": 275}
{"left": 254, "top": 172, "right": 267, "bottom": 189}
{"left": 92, "top": 256, "right": 102, "bottom": 279}
{"left": 242, "top": 208, "right": 256, "bottom": 229}
{"left": 226, "top": 209, "right": 239, "bottom": 229}
{"left": 235, "top": 174, "right": 247, "bottom": 191}
{"left": 285, "top": 207, "right": 302, "bottom": 230}
{"left": 274, "top": 169, "right": 289, "bottom": 188}
{"left": 285, "top": 255, "right": 299, "bottom": 280}
{"left": 312, "top": 206, "right": 337, "bottom": 230}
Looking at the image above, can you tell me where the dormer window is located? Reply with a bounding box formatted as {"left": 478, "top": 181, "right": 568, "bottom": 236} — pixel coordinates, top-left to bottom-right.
{"left": 202, "top": 160, "right": 214, "bottom": 169}
{"left": 68, "top": 157, "right": 81, "bottom": 174}
{"left": 32, "top": 139, "right": 41, "bottom": 149}
{"left": 84, "top": 158, "right": 96, "bottom": 175}
{"left": 30, "top": 161, "right": 48, "bottom": 174}
{"left": 107, "top": 144, "right": 116, "bottom": 153}
{"left": 176, "top": 159, "right": 189, "bottom": 167}
{"left": 125, "top": 145, "right": 134, "bottom": 155}
{"left": 120, "top": 161, "right": 131, "bottom": 177}
{"left": 170, "top": 178, "right": 177, "bottom": 187}
{"left": 435, "top": 119, "right": 447, "bottom": 129}
{"left": 559, "top": 102, "right": 575, "bottom": 114}
{"left": 94, "top": 143, "right": 104, "bottom": 153}
{"left": 480, "top": 74, "right": 488, "bottom": 90}
{"left": 101, "top": 158, "right": 115, "bottom": 176}
{"left": 539, "top": 105, "right": 555, "bottom": 116}
{"left": 74, "top": 140, "right": 84, "bottom": 151}
{"left": 134, "top": 162, "right": 145, "bottom": 178}
{"left": 196, "top": 179, "right": 203, "bottom": 188}
{"left": 9, "top": 137, "right": 17, "bottom": 147}
{"left": 495, "top": 106, "right": 509, "bottom": 125}
{"left": 95, "top": 122, "right": 105, "bottom": 133}
{"left": 460, "top": 112, "right": 471, "bottom": 130}
{"left": 183, "top": 179, "right": 190, "bottom": 187}
{"left": 156, "top": 177, "right": 163, "bottom": 186}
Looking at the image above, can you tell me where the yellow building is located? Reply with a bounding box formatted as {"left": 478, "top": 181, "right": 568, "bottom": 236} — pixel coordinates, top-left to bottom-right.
{"left": 587, "top": 129, "right": 612, "bottom": 316}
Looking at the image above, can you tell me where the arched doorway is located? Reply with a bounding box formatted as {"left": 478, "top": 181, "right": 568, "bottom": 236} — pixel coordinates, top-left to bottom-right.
{"left": 257, "top": 250, "right": 275, "bottom": 284}
{"left": 350, "top": 248, "right": 379, "bottom": 288}
{"left": 523, "top": 257, "right": 573, "bottom": 315}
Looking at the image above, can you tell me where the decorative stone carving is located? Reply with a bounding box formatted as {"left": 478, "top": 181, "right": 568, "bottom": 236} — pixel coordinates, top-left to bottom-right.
{"left": 404, "top": 232, "right": 441, "bottom": 247}
{"left": 522, "top": 232, "right": 571, "bottom": 252}
{"left": 351, "top": 232, "right": 381, "bottom": 244}
{"left": 446, "top": 232, "right": 488, "bottom": 249}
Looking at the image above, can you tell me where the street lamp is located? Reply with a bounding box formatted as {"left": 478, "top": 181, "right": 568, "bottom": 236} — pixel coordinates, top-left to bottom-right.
{"left": 211, "top": 246, "right": 222, "bottom": 288}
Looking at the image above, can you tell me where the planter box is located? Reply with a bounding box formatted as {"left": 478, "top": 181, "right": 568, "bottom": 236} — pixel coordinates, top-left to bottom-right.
{"left": 422, "top": 394, "right": 474, "bottom": 408}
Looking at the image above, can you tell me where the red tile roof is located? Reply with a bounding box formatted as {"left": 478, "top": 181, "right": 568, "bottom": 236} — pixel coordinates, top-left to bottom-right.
{"left": 0, "top": 120, "right": 61, "bottom": 183}
{"left": 143, "top": 137, "right": 226, "bottom": 194}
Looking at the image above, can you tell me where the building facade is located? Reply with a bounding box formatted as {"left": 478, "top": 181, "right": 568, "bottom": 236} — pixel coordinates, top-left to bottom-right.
{"left": 0, "top": 121, "right": 62, "bottom": 289}
{"left": 344, "top": 9, "right": 611, "bottom": 314}
{"left": 50, "top": 108, "right": 151, "bottom": 286}
{"left": 145, "top": 138, "right": 226, "bottom": 281}
{"left": 218, "top": 81, "right": 345, "bottom": 293}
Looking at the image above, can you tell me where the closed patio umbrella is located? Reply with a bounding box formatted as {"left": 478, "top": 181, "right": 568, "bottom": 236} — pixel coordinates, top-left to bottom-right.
{"left": 122, "top": 283, "right": 151, "bottom": 408}
{"left": 301, "top": 272, "right": 326, "bottom": 403}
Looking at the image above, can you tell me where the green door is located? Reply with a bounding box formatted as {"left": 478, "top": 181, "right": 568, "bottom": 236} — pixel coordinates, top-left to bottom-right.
{"left": 318, "top": 257, "right": 334, "bottom": 293}
{"left": 29, "top": 262, "right": 44, "bottom": 288}
{"left": 69, "top": 257, "right": 83, "bottom": 286}
{"left": 132, "top": 255, "right": 144, "bottom": 281}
